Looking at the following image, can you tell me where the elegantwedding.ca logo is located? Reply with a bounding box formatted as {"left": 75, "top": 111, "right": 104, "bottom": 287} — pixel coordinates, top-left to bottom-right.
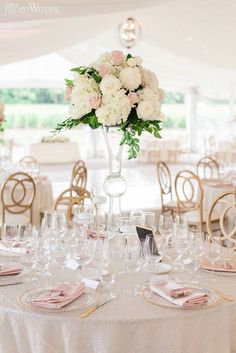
{"left": 4, "top": 2, "right": 62, "bottom": 15}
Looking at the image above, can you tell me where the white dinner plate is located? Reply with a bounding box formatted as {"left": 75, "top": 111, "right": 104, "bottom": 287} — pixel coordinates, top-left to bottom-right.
{"left": 143, "top": 262, "right": 172, "bottom": 274}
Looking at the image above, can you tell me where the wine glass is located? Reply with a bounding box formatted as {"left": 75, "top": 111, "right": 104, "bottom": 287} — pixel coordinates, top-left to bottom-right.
{"left": 126, "top": 238, "right": 142, "bottom": 275}
{"left": 158, "top": 214, "right": 173, "bottom": 238}
{"left": 98, "top": 245, "right": 116, "bottom": 298}
{"left": 143, "top": 234, "right": 164, "bottom": 271}
{"left": 91, "top": 189, "right": 106, "bottom": 228}
{"left": 143, "top": 212, "right": 157, "bottom": 234}
{"left": 1, "top": 224, "right": 18, "bottom": 244}
{"left": 118, "top": 216, "right": 136, "bottom": 236}
{"left": 74, "top": 204, "right": 94, "bottom": 231}
{"left": 130, "top": 209, "right": 145, "bottom": 227}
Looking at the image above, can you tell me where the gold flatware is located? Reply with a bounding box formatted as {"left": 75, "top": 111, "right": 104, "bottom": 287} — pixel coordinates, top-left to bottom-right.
{"left": 80, "top": 298, "right": 113, "bottom": 318}
{"left": 213, "top": 289, "right": 235, "bottom": 302}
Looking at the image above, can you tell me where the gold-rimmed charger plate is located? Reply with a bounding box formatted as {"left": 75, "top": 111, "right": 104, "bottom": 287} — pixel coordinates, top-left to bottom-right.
{"left": 143, "top": 285, "right": 222, "bottom": 310}
{"left": 18, "top": 283, "right": 101, "bottom": 313}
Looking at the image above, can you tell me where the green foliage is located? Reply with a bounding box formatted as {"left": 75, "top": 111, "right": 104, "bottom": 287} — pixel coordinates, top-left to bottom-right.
{"left": 71, "top": 66, "right": 102, "bottom": 83}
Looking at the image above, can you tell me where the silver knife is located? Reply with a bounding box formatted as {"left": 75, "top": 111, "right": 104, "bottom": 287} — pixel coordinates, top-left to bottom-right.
{"left": 80, "top": 297, "right": 113, "bottom": 318}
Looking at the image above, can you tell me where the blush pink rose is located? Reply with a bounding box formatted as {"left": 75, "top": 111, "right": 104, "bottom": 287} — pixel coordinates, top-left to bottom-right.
{"left": 98, "top": 64, "right": 108, "bottom": 77}
{"left": 65, "top": 86, "right": 72, "bottom": 101}
{"left": 111, "top": 50, "right": 124, "bottom": 65}
{"left": 128, "top": 92, "right": 138, "bottom": 106}
{"left": 89, "top": 93, "right": 101, "bottom": 109}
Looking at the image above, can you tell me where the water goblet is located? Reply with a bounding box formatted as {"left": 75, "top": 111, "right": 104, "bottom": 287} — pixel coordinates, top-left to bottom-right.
{"left": 158, "top": 214, "right": 173, "bottom": 238}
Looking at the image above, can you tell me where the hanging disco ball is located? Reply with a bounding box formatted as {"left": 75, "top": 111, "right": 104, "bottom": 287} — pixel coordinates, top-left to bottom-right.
{"left": 119, "top": 17, "right": 142, "bottom": 49}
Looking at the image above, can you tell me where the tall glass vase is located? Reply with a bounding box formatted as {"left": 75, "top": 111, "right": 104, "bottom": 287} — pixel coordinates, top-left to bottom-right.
{"left": 102, "top": 126, "right": 127, "bottom": 232}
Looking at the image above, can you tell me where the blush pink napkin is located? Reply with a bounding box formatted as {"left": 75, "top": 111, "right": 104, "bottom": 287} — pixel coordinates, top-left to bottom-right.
{"left": 200, "top": 258, "right": 236, "bottom": 272}
{"left": 0, "top": 263, "right": 23, "bottom": 276}
{"left": 31, "top": 283, "right": 85, "bottom": 309}
{"left": 150, "top": 281, "right": 208, "bottom": 307}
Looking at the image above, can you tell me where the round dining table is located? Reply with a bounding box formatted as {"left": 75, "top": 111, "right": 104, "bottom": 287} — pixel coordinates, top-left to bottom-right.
{"left": 0, "top": 268, "right": 235, "bottom": 353}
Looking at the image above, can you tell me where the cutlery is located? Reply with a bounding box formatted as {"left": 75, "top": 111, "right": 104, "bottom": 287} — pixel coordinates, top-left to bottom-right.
{"left": 80, "top": 298, "right": 113, "bottom": 318}
{"left": 217, "top": 291, "right": 235, "bottom": 302}
{"left": 0, "top": 281, "right": 23, "bottom": 287}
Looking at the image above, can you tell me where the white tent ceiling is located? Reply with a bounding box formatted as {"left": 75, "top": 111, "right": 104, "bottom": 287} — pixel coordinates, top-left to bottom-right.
{"left": 0, "top": 0, "right": 235, "bottom": 95}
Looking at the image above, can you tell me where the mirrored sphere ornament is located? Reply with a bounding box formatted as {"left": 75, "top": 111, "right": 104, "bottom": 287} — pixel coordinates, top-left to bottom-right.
{"left": 119, "top": 17, "right": 142, "bottom": 49}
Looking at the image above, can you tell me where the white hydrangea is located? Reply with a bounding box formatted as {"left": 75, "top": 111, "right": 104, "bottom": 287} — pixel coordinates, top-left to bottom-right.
{"left": 137, "top": 87, "right": 156, "bottom": 101}
{"left": 96, "top": 89, "right": 131, "bottom": 126}
{"left": 69, "top": 75, "right": 100, "bottom": 119}
{"left": 137, "top": 100, "right": 155, "bottom": 121}
{"left": 100, "top": 75, "right": 122, "bottom": 95}
{"left": 119, "top": 66, "right": 142, "bottom": 91}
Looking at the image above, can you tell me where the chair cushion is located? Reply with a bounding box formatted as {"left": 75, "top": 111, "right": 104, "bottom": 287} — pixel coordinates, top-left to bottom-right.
{"left": 4, "top": 214, "right": 30, "bottom": 226}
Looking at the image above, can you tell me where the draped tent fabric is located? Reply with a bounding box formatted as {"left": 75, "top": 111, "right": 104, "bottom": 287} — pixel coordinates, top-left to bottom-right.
{"left": 0, "top": 0, "right": 235, "bottom": 94}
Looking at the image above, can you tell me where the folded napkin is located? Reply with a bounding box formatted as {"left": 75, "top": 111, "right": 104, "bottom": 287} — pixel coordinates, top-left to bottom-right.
{"left": 200, "top": 258, "right": 236, "bottom": 272}
{"left": 0, "top": 263, "right": 23, "bottom": 276}
{"left": 150, "top": 280, "right": 208, "bottom": 306}
{"left": 0, "top": 243, "right": 25, "bottom": 255}
{"left": 31, "top": 283, "right": 85, "bottom": 309}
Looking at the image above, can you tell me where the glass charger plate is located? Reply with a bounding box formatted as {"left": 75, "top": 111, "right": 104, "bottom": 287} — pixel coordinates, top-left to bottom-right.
{"left": 18, "top": 283, "right": 100, "bottom": 313}
{"left": 201, "top": 268, "right": 236, "bottom": 276}
{"left": 143, "top": 262, "right": 172, "bottom": 274}
{"left": 143, "top": 285, "right": 221, "bottom": 310}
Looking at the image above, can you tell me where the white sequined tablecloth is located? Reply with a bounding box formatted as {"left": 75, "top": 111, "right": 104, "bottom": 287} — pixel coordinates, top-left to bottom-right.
{"left": 0, "top": 271, "right": 236, "bottom": 353}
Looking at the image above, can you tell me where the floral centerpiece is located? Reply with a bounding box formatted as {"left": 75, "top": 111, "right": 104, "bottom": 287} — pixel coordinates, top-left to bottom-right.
{"left": 55, "top": 51, "right": 165, "bottom": 230}
{"left": 55, "top": 50, "right": 164, "bottom": 159}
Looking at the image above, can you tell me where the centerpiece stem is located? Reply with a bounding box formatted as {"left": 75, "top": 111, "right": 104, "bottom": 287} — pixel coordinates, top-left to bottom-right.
{"left": 102, "top": 126, "right": 127, "bottom": 232}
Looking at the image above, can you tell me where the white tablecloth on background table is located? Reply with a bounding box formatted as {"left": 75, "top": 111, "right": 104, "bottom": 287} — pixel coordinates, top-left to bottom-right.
{"left": 29, "top": 143, "right": 79, "bottom": 164}
{"left": 0, "top": 270, "right": 236, "bottom": 353}
{"left": 202, "top": 179, "right": 235, "bottom": 212}
{"left": 0, "top": 178, "right": 54, "bottom": 226}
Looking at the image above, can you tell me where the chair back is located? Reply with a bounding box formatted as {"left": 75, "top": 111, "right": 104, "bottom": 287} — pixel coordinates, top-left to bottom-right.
{"left": 207, "top": 191, "right": 236, "bottom": 249}
{"left": 175, "top": 170, "right": 203, "bottom": 229}
{"left": 70, "top": 160, "right": 87, "bottom": 189}
{"left": 1, "top": 172, "right": 36, "bottom": 224}
{"left": 157, "top": 161, "right": 173, "bottom": 212}
{"left": 19, "top": 155, "right": 38, "bottom": 166}
{"left": 54, "top": 187, "right": 91, "bottom": 220}
{"left": 196, "top": 156, "right": 219, "bottom": 179}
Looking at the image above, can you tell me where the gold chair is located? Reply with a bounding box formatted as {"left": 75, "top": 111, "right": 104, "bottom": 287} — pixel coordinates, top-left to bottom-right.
{"left": 1, "top": 172, "right": 36, "bottom": 225}
{"left": 175, "top": 170, "right": 204, "bottom": 231}
{"left": 70, "top": 160, "right": 87, "bottom": 189}
{"left": 19, "top": 155, "right": 39, "bottom": 166}
{"left": 207, "top": 191, "right": 236, "bottom": 249}
{"left": 53, "top": 187, "right": 91, "bottom": 220}
{"left": 157, "top": 161, "right": 179, "bottom": 215}
{"left": 196, "top": 156, "right": 219, "bottom": 179}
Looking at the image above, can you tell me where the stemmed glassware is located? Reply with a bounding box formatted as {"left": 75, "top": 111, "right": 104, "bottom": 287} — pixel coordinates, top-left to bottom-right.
{"left": 91, "top": 188, "right": 106, "bottom": 228}
{"left": 126, "top": 238, "right": 142, "bottom": 275}
{"left": 143, "top": 212, "right": 157, "bottom": 234}
{"left": 73, "top": 204, "right": 95, "bottom": 235}
{"left": 143, "top": 234, "right": 164, "bottom": 271}
{"left": 158, "top": 214, "right": 173, "bottom": 238}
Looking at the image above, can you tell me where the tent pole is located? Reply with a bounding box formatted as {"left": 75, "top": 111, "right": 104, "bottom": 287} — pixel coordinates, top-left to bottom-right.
{"left": 185, "top": 86, "right": 198, "bottom": 152}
